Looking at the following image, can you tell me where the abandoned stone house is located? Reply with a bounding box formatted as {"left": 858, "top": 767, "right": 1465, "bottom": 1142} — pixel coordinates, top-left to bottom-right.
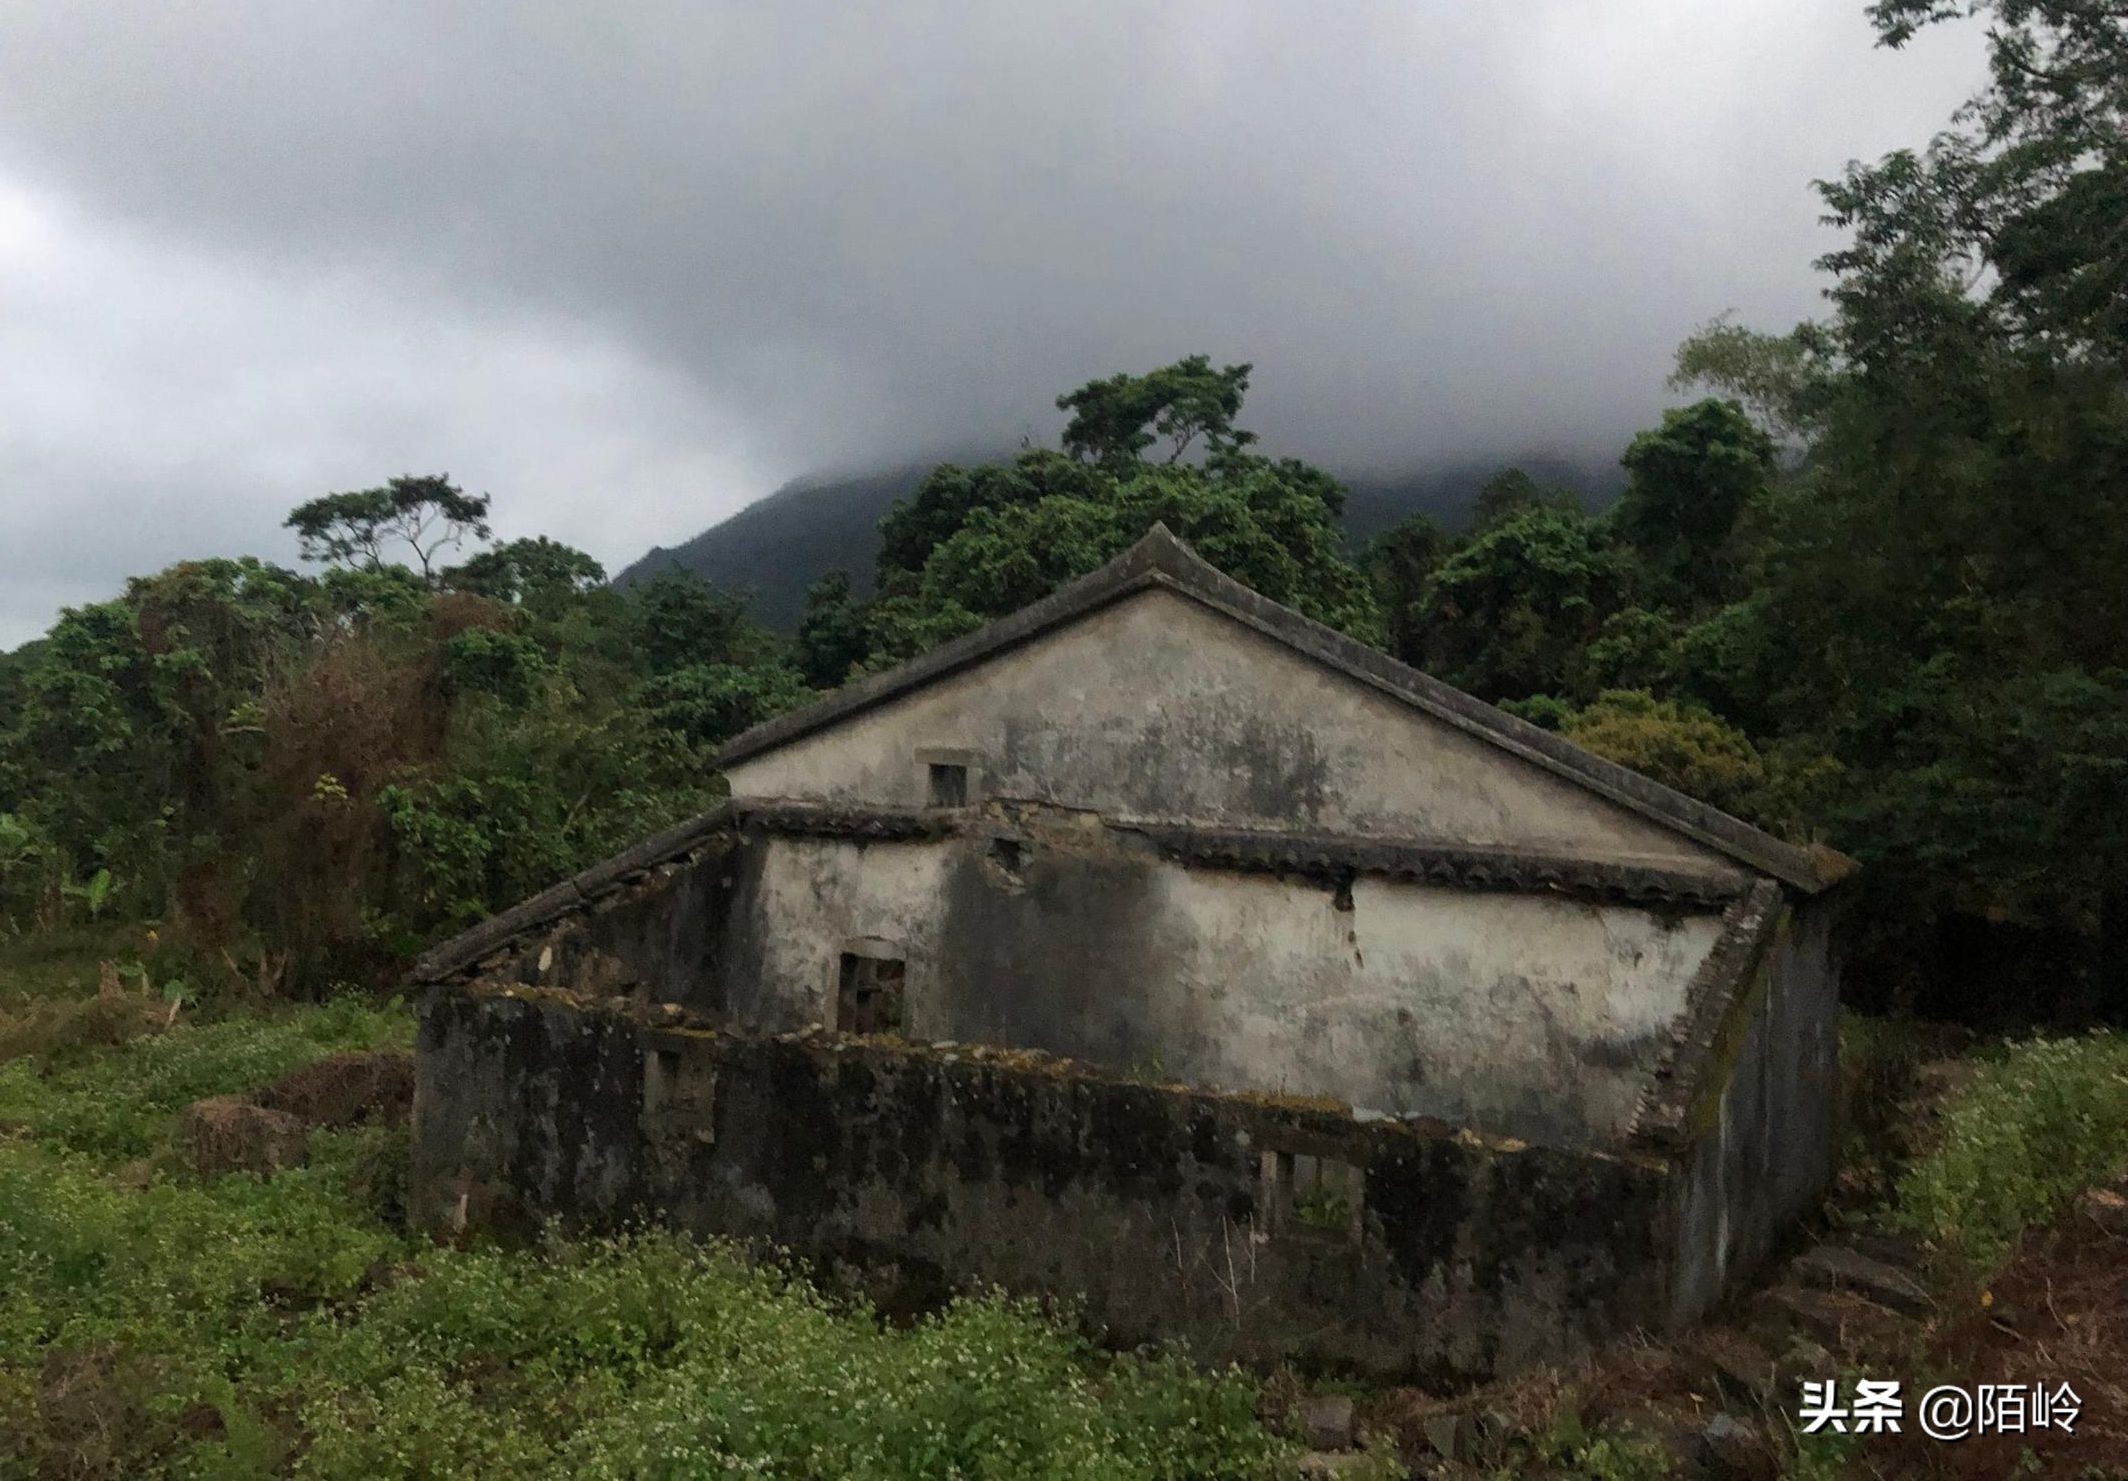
{"left": 410, "top": 525, "right": 1854, "bottom": 1382}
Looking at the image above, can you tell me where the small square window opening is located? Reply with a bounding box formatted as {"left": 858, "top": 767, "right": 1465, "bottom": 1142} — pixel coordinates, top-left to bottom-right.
{"left": 927, "top": 762, "right": 968, "bottom": 808}
{"left": 1260, "top": 1147, "right": 1364, "bottom": 1242}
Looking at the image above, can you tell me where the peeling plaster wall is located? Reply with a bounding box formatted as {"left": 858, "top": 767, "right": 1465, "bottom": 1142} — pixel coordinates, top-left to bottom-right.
{"left": 709, "top": 820, "right": 1727, "bottom": 1147}
{"left": 411, "top": 984, "right": 1684, "bottom": 1383}
{"left": 1667, "top": 898, "right": 1842, "bottom": 1320}
{"left": 477, "top": 836, "right": 746, "bottom": 1013}
{"left": 1148, "top": 867, "right": 1727, "bottom": 1144}
{"left": 724, "top": 589, "right": 1731, "bottom": 871}
{"left": 713, "top": 833, "right": 957, "bottom": 1035}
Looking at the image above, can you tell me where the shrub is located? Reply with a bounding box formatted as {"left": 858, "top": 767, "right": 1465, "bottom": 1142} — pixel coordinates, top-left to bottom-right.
{"left": 0, "top": 981, "right": 166, "bottom": 1067}
{"left": 0, "top": 1136, "right": 403, "bottom": 1476}
{"left": 0, "top": 953, "right": 1287, "bottom": 1478}
{"left": 1562, "top": 689, "right": 1767, "bottom": 821}
{"left": 1895, "top": 1031, "right": 2128, "bottom": 1271}
{"left": 0, "top": 996, "right": 410, "bottom": 1158}
{"left": 1835, "top": 1012, "right": 1937, "bottom": 1201}
{"left": 3, "top": 1137, "right": 1290, "bottom": 1477}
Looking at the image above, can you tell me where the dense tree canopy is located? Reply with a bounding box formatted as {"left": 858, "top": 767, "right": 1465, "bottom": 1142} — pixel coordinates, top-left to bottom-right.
{"left": 1410, "top": 508, "right": 1626, "bottom": 702}
{"left": 447, "top": 537, "right": 607, "bottom": 606}
{"left": 1470, "top": 468, "right": 1579, "bottom": 530}
{"left": 7, "top": 0, "right": 2127, "bottom": 1039}
{"left": 0, "top": 528, "right": 799, "bottom": 989}
{"left": 1610, "top": 400, "right": 1776, "bottom": 607}
{"left": 836, "top": 359, "right": 1383, "bottom": 672}
{"left": 1638, "top": 0, "right": 2128, "bottom": 1018}
{"left": 1054, "top": 355, "right": 1259, "bottom": 471}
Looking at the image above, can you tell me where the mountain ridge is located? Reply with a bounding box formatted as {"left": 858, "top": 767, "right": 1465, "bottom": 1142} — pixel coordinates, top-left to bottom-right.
{"left": 615, "top": 451, "right": 1623, "bottom": 630}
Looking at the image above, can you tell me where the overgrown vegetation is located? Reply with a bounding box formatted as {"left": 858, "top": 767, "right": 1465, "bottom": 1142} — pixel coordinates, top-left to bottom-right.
{"left": 0, "top": 511, "right": 799, "bottom": 994}
{"left": 1, "top": 2, "right": 2124, "bottom": 1471}
{"left": 1895, "top": 1030, "right": 2128, "bottom": 1272}
{"left": 0, "top": 939, "right": 1296, "bottom": 1478}
{"left": 15, "top": 8, "right": 2124, "bottom": 1024}
{"left": 8, "top": 0, "right": 2128, "bottom": 1021}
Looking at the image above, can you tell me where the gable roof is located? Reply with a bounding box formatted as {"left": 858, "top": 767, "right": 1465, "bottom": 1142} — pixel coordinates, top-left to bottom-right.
{"left": 715, "top": 525, "right": 1855, "bottom": 894}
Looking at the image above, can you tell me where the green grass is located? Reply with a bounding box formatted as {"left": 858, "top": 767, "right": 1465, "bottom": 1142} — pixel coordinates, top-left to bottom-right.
{"left": 1894, "top": 1029, "right": 2128, "bottom": 1273}
{"left": 1515, "top": 1405, "right": 1675, "bottom": 1481}
{"left": 0, "top": 936, "right": 1298, "bottom": 1479}
{"left": 0, "top": 924, "right": 412, "bottom": 1167}
{"left": 0, "top": 923, "right": 150, "bottom": 1003}
{"left": 0, "top": 996, "right": 411, "bottom": 1159}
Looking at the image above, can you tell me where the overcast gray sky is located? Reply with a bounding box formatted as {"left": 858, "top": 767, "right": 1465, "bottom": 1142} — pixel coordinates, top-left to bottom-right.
{"left": 0, "top": 2, "right": 1984, "bottom": 648}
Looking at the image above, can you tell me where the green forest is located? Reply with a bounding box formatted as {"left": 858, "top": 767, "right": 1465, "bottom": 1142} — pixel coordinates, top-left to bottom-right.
{"left": 7, "top": 1, "right": 2126, "bottom": 1025}
{"left": 2, "top": 1, "right": 2126, "bottom": 1475}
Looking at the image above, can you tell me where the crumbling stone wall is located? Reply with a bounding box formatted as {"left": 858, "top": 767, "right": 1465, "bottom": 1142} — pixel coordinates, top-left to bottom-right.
{"left": 456, "top": 811, "right": 1748, "bottom": 1150}
{"left": 414, "top": 980, "right": 1700, "bottom": 1382}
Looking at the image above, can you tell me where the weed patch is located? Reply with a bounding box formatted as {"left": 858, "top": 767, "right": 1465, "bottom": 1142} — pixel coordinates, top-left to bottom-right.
{"left": 0, "top": 958, "right": 1293, "bottom": 1476}
{"left": 1894, "top": 1031, "right": 2128, "bottom": 1272}
{"left": 0, "top": 997, "right": 411, "bottom": 1159}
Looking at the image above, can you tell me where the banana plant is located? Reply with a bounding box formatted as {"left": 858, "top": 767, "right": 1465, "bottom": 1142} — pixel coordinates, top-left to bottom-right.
{"left": 61, "top": 867, "right": 118, "bottom": 922}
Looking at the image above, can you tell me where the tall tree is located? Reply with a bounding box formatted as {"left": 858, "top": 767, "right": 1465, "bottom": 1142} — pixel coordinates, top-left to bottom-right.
{"left": 858, "top": 358, "right": 1382, "bottom": 669}
{"left": 1470, "top": 467, "right": 1579, "bottom": 530}
{"left": 1610, "top": 399, "right": 1778, "bottom": 608}
{"left": 1413, "top": 508, "right": 1625, "bottom": 703}
{"left": 447, "top": 537, "right": 606, "bottom": 606}
{"left": 1055, "top": 355, "right": 1259, "bottom": 471}
{"left": 793, "top": 571, "right": 871, "bottom": 688}
{"left": 1365, "top": 514, "right": 1450, "bottom": 668}
{"left": 1862, "top": 0, "right": 2127, "bottom": 366}
{"left": 1670, "top": 0, "right": 2128, "bottom": 1018}
{"left": 627, "top": 567, "right": 758, "bottom": 675}
{"left": 285, "top": 474, "right": 493, "bottom": 582}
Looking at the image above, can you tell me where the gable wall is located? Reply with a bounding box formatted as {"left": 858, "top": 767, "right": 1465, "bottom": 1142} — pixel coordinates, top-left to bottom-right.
{"left": 725, "top": 589, "right": 1730, "bottom": 869}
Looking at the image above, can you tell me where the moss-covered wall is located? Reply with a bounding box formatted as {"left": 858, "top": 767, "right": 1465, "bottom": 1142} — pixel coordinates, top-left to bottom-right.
{"left": 1665, "top": 893, "right": 1841, "bottom": 1321}
{"left": 412, "top": 981, "right": 1687, "bottom": 1383}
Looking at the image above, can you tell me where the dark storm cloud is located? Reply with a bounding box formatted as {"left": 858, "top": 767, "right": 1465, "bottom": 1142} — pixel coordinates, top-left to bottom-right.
{"left": 0, "top": 2, "right": 1983, "bottom": 644}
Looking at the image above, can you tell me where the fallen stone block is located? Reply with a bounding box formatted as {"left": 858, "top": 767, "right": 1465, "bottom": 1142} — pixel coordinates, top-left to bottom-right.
{"left": 1687, "top": 1326, "right": 1778, "bottom": 1405}
{"left": 253, "top": 1050, "right": 415, "bottom": 1129}
{"left": 1697, "top": 1412, "right": 1775, "bottom": 1481}
{"left": 180, "top": 1096, "right": 309, "bottom": 1176}
{"left": 1757, "top": 1285, "right": 1921, "bottom": 1361}
{"left": 1787, "top": 1244, "right": 1934, "bottom": 1316}
{"left": 1298, "top": 1393, "right": 1356, "bottom": 1451}
{"left": 1841, "top": 1229, "right": 1927, "bottom": 1270}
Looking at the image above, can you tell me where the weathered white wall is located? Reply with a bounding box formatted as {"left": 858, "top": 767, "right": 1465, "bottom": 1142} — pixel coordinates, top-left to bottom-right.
{"left": 1668, "top": 899, "right": 1841, "bottom": 1321}
{"left": 715, "top": 834, "right": 957, "bottom": 1036}
{"left": 1155, "top": 868, "right": 1725, "bottom": 1141}
{"left": 719, "top": 824, "right": 1727, "bottom": 1147}
{"left": 725, "top": 588, "right": 1730, "bottom": 870}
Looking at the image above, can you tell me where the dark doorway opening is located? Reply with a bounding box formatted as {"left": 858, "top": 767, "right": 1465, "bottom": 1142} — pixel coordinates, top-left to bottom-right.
{"left": 837, "top": 952, "right": 907, "bottom": 1035}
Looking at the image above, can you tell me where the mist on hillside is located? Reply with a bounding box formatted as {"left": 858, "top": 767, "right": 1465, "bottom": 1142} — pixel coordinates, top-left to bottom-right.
{"left": 0, "top": 2, "right": 1985, "bottom": 645}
